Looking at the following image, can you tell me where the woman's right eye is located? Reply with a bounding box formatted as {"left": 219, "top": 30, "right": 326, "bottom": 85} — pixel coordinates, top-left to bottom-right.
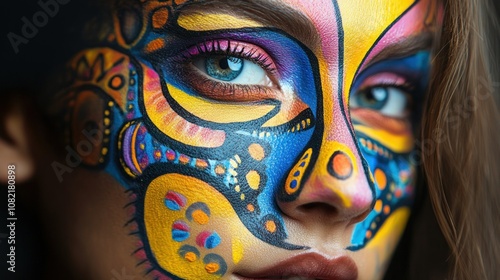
{"left": 193, "top": 55, "right": 273, "bottom": 87}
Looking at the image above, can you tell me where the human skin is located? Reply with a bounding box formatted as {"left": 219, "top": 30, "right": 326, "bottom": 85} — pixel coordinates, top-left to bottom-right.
{"left": 28, "top": 0, "right": 441, "bottom": 279}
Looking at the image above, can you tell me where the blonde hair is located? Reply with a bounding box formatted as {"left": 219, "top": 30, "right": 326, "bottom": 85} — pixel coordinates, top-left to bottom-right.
{"left": 422, "top": 0, "right": 500, "bottom": 278}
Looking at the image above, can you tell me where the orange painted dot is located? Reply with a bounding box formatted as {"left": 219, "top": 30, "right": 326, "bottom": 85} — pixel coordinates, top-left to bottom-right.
{"left": 166, "top": 150, "right": 176, "bottom": 161}
{"left": 152, "top": 7, "right": 169, "bottom": 29}
{"left": 154, "top": 150, "right": 161, "bottom": 158}
{"left": 395, "top": 189, "right": 403, "bottom": 198}
{"left": 214, "top": 165, "right": 226, "bottom": 175}
{"left": 360, "top": 138, "right": 367, "bottom": 147}
{"left": 367, "top": 141, "right": 373, "bottom": 150}
{"left": 330, "top": 151, "right": 353, "bottom": 179}
{"left": 383, "top": 205, "right": 391, "bottom": 215}
{"left": 110, "top": 75, "right": 124, "bottom": 89}
{"left": 179, "top": 154, "right": 190, "bottom": 165}
{"left": 265, "top": 220, "right": 277, "bottom": 233}
{"left": 192, "top": 209, "right": 209, "bottom": 225}
{"left": 247, "top": 204, "right": 255, "bottom": 212}
{"left": 374, "top": 169, "right": 387, "bottom": 190}
{"left": 184, "top": 252, "right": 197, "bottom": 262}
{"left": 374, "top": 200, "right": 383, "bottom": 213}
{"left": 248, "top": 143, "right": 265, "bottom": 161}
{"left": 144, "top": 38, "right": 166, "bottom": 53}
{"left": 365, "top": 230, "right": 372, "bottom": 239}
{"left": 205, "top": 262, "right": 220, "bottom": 274}
{"left": 195, "top": 159, "right": 209, "bottom": 169}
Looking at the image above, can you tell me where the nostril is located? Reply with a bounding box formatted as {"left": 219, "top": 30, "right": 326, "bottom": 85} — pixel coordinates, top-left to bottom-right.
{"left": 297, "top": 202, "right": 338, "bottom": 216}
{"left": 278, "top": 147, "right": 374, "bottom": 226}
{"left": 349, "top": 209, "right": 371, "bottom": 225}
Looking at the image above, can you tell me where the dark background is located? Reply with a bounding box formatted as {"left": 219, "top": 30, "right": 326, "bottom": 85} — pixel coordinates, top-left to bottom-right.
{"left": 1, "top": 1, "right": 499, "bottom": 280}
{"left": 1, "top": 2, "right": 99, "bottom": 279}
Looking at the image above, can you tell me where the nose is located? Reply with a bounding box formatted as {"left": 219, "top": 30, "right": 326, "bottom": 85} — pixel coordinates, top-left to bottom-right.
{"left": 277, "top": 140, "right": 375, "bottom": 225}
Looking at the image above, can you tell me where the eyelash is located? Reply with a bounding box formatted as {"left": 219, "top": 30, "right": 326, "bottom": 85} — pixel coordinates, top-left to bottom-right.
{"left": 359, "top": 82, "right": 415, "bottom": 98}
{"left": 180, "top": 39, "right": 278, "bottom": 74}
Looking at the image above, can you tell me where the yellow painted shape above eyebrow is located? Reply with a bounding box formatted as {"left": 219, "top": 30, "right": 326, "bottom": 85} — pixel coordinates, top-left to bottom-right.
{"left": 337, "top": 0, "right": 415, "bottom": 100}
{"left": 167, "top": 84, "right": 276, "bottom": 124}
{"left": 354, "top": 125, "right": 414, "bottom": 153}
{"left": 177, "top": 13, "right": 263, "bottom": 31}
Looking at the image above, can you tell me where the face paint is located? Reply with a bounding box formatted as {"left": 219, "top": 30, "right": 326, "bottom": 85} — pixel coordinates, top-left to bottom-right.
{"left": 349, "top": 51, "right": 431, "bottom": 250}
{"left": 51, "top": 0, "right": 441, "bottom": 279}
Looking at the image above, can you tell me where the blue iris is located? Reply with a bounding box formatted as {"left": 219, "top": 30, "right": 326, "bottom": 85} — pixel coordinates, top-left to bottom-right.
{"left": 205, "top": 56, "right": 244, "bottom": 81}
{"left": 356, "top": 87, "right": 389, "bottom": 110}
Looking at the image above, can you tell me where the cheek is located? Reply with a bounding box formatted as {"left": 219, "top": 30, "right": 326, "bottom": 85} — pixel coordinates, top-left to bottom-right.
{"left": 114, "top": 56, "right": 318, "bottom": 277}
{"left": 140, "top": 173, "right": 251, "bottom": 279}
{"left": 350, "top": 127, "right": 416, "bottom": 248}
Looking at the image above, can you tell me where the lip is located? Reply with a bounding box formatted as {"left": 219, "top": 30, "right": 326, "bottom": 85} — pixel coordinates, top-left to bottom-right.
{"left": 235, "top": 253, "right": 358, "bottom": 280}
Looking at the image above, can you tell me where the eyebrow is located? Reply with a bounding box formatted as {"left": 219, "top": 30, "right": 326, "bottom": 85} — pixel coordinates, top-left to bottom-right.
{"left": 364, "top": 32, "right": 435, "bottom": 68}
{"left": 177, "top": 0, "right": 321, "bottom": 51}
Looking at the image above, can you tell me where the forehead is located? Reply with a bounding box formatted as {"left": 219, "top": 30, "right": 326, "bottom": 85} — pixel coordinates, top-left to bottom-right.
{"left": 276, "top": 0, "right": 439, "bottom": 93}
{"left": 279, "top": 0, "right": 436, "bottom": 46}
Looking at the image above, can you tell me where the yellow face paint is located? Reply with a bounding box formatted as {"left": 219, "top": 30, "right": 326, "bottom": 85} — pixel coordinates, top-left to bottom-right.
{"left": 354, "top": 125, "right": 414, "bottom": 153}
{"left": 144, "top": 173, "right": 257, "bottom": 279}
{"left": 166, "top": 84, "right": 276, "bottom": 124}
{"left": 178, "top": 13, "right": 263, "bottom": 31}
{"left": 337, "top": 0, "right": 414, "bottom": 101}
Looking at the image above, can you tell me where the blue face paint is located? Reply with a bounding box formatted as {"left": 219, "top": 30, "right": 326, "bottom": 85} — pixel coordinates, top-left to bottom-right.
{"left": 92, "top": 28, "right": 323, "bottom": 250}
{"left": 349, "top": 51, "right": 431, "bottom": 249}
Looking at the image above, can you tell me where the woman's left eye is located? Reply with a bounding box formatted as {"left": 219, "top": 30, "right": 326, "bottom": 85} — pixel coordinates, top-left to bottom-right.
{"left": 193, "top": 55, "right": 273, "bottom": 86}
{"left": 350, "top": 86, "right": 410, "bottom": 118}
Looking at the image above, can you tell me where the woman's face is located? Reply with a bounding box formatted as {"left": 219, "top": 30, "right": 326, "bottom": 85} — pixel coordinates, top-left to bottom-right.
{"left": 42, "top": 0, "right": 442, "bottom": 279}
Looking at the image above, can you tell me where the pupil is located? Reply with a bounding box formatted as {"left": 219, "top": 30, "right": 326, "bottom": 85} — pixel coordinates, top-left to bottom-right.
{"left": 365, "top": 92, "right": 376, "bottom": 103}
{"left": 218, "top": 58, "right": 229, "bottom": 70}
